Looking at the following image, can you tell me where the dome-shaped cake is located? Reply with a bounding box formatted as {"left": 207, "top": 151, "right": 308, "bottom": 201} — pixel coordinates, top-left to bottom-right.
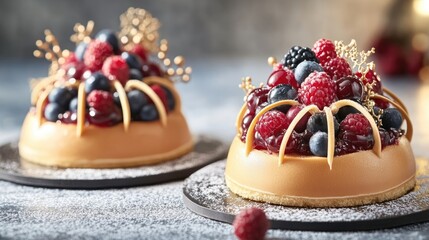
{"left": 19, "top": 8, "right": 193, "bottom": 168}
{"left": 225, "top": 39, "right": 415, "bottom": 207}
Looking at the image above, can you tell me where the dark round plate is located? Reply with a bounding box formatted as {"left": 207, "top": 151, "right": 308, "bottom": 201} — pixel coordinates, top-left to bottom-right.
{"left": 0, "top": 135, "right": 227, "bottom": 189}
{"left": 183, "top": 158, "right": 429, "bottom": 231}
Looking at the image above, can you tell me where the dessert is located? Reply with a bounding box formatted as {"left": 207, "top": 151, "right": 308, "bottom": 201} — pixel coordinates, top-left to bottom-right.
{"left": 225, "top": 39, "right": 415, "bottom": 207}
{"left": 19, "top": 8, "right": 193, "bottom": 168}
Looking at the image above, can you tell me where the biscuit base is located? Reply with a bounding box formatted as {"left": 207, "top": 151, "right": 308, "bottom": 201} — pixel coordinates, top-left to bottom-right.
{"left": 226, "top": 175, "right": 415, "bottom": 208}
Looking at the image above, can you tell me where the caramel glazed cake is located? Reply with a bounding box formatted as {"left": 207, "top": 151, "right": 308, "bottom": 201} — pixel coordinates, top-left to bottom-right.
{"left": 225, "top": 39, "right": 416, "bottom": 207}
{"left": 19, "top": 8, "right": 194, "bottom": 168}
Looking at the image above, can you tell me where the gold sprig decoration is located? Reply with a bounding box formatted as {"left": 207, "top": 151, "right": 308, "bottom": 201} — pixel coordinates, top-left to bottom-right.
{"left": 335, "top": 39, "right": 382, "bottom": 123}
{"left": 70, "top": 21, "right": 94, "bottom": 44}
{"left": 239, "top": 77, "right": 257, "bottom": 101}
{"left": 157, "top": 39, "right": 192, "bottom": 83}
{"left": 33, "top": 30, "right": 69, "bottom": 76}
{"left": 335, "top": 39, "right": 375, "bottom": 75}
{"left": 119, "top": 7, "right": 160, "bottom": 53}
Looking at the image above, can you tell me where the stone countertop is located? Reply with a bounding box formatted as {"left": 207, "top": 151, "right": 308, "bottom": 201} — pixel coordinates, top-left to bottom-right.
{"left": 1, "top": 58, "right": 429, "bottom": 239}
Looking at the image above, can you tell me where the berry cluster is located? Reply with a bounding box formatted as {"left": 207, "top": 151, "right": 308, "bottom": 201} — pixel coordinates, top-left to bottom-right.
{"left": 43, "top": 29, "right": 175, "bottom": 126}
{"left": 241, "top": 38, "right": 405, "bottom": 157}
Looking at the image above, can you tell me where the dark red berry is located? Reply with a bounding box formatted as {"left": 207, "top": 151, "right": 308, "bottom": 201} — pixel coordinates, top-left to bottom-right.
{"left": 335, "top": 76, "right": 364, "bottom": 101}
{"left": 267, "top": 69, "right": 299, "bottom": 89}
{"left": 246, "top": 88, "right": 270, "bottom": 114}
{"left": 285, "top": 105, "right": 310, "bottom": 132}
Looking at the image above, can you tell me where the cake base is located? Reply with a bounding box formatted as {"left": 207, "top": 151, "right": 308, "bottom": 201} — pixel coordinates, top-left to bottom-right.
{"left": 225, "top": 136, "right": 416, "bottom": 207}
{"left": 0, "top": 136, "right": 227, "bottom": 189}
{"left": 183, "top": 159, "right": 429, "bottom": 231}
{"left": 225, "top": 175, "right": 415, "bottom": 208}
{"left": 19, "top": 111, "right": 193, "bottom": 168}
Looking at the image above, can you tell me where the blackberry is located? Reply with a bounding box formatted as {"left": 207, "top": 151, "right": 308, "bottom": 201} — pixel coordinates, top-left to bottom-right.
{"left": 283, "top": 46, "right": 318, "bottom": 70}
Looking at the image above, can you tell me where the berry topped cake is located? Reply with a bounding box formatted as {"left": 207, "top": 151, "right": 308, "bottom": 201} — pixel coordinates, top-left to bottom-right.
{"left": 225, "top": 39, "right": 415, "bottom": 207}
{"left": 19, "top": 8, "right": 193, "bottom": 168}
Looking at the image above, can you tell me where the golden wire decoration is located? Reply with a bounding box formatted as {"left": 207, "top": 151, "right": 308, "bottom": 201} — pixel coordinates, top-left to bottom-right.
{"left": 70, "top": 21, "right": 94, "bottom": 44}
{"left": 335, "top": 39, "right": 376, "bottom": 75}
{"left": 157, "top": 39, "right": 192, "bottom": 83}
{"left": 239, "top": 77, "right": 256, "bottom": 100}
{"left": 335, "top": 39, "right": 382, "bottom": 122}
{"left": 33, "top": 30, "right": 69, "bottom": 76}
{"left": 119, "top": 7, "right": 160, "bottom": 53}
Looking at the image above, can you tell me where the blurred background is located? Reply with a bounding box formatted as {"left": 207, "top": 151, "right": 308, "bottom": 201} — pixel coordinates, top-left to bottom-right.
{"left": 1, "top": 0, "right": 429, "bottom": 146}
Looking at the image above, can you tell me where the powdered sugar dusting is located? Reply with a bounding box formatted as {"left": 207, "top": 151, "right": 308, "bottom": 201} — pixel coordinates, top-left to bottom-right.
{"left": 184, "top": 159, "right": 429, "bottom": 222}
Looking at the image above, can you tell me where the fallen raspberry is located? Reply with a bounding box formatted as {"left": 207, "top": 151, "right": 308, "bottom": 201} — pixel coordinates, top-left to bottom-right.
{"left": 233, "top": 207, "right": 269, "bottom": 240}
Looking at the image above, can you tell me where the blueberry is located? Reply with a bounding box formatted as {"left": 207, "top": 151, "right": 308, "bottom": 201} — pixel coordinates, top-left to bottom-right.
{"left": 294, "top": 61, "right": 323, "bottom": 84}
{"left": 139, "top": 104, "right": 159, "bottom": 121}
{"left": 162, "top": 86, "right": 175, "bottom": 111}
{"left": 129, "top": 68, "right": 143, "bottom": 80}
{"left": 127, "top": 90, "right": 147, "bottom": 116}
{"left": 85, "top": 72, "right": 110, "bottom": 93}
{"left": 74, "top": 42, "right": 88, "bottom": 61}
{"left": 48, "top": 87, "right": 74, "bottom": 108}
{"left": 95, "top": 29, "right": 121, "bottom": 54}
{"left": 44, "top": 103, "right": 65, "bottom": 122}
{"left": 309, "top": 131, "right": 328, "bottom": 157}
{"left": 381, "top": 108, "right": 403, "bottom": 130}
{"left": 307, "top": 112, "right": 339, "bottom": 134}
{"left": 69, "top": 97, "right": 78, "bottom": 111}
{"left": 336, "top": 105, "right": 359, "bottom": 122}
{"left": 267, "top": 84, "right": 297, "bottom": 112}
{"left": 121, "top": 52, "right": 143, "bottom": 70}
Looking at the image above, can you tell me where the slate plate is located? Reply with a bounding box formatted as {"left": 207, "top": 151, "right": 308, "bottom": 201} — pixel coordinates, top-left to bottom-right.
{"left": 0, "top": 135, "right": 227, "bottom": 189}
{"left": 183, "top": 158, "right": 429, "bottom": 231}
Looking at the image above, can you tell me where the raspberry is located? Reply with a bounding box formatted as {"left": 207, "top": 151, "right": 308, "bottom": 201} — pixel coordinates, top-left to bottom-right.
{"left": 233, "top": 207, "right": 269, "bottom": 240}
{"left": 267, "top": 69, "right": 298, "bottom": 89}
{"left": 298, "top": 72, "right": 337, "bottom": 110}
{"left": 323, "top": 57, "right": 352, "bottom": 80}
{"left": 356, "top": 70, "right": 389, "bottom": 109}
{"left": 87, "top": 90, "right": 114, "bottom": 113}
{"left": 313, "top": 38, "right": 337, "bottom": 66}
{"left": 84, "top": 40, "right": 113, "bottom": 71}
{"left": 255, "top": 110, "right": 289, "bottom": 140}
{"left": 102, "top": 56, "right": 130, "bottom": 85}
{"left": 340, "top": 113, "right": 372, "bottom": 136}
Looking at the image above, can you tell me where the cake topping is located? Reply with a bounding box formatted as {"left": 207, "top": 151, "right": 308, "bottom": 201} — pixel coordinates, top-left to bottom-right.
{"left": 236, "top": 38, "right": 413, "bottom": 169}
{"left": 31, "top": 8, "right": 190, "bottom": 135}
